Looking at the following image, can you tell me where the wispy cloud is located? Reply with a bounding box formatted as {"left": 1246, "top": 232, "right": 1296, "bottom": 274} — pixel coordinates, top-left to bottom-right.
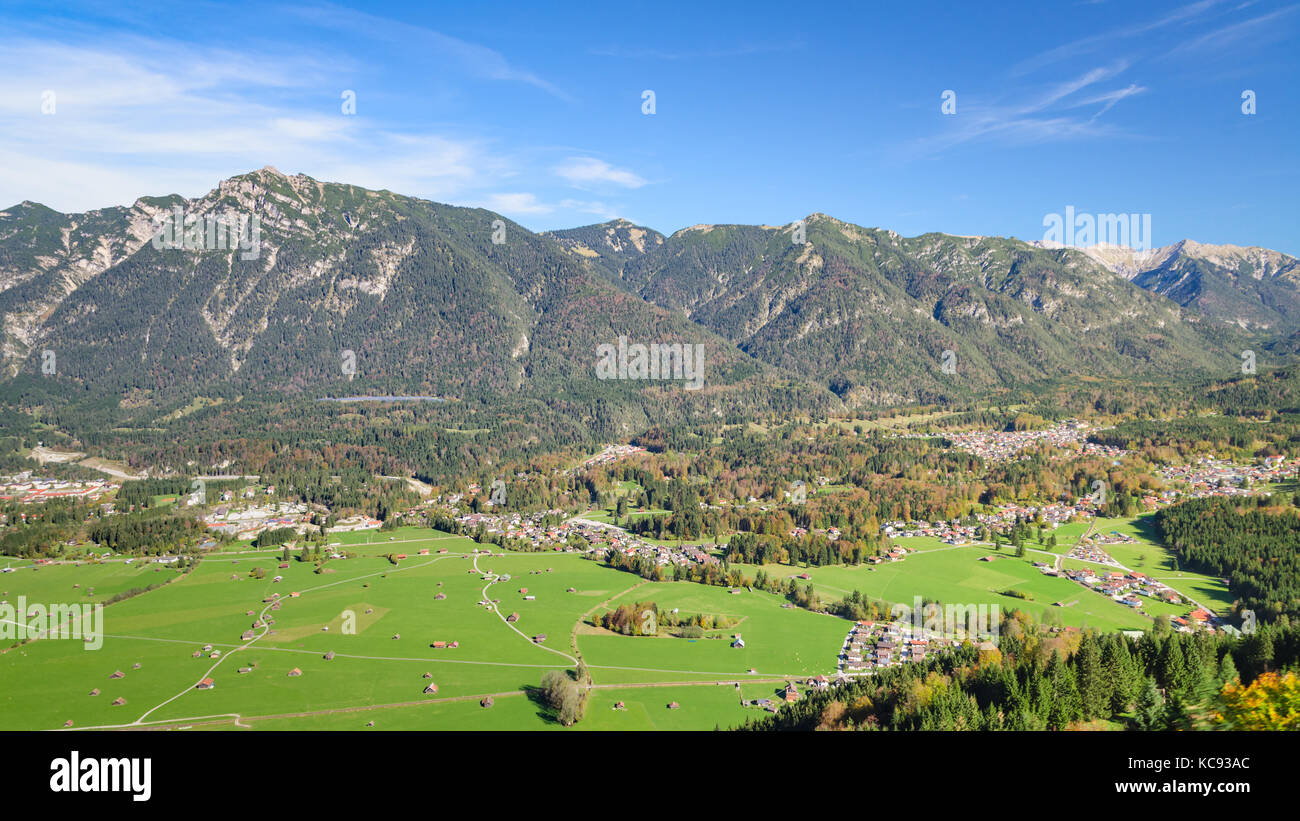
{"left": 282, "top": 2, "right": 571, "bottom": 101}
{"left": 1159, "top": 4, "right": 1300, "bottom": 59}
{"left": 903, "top": 63, "right": 1141, "bottom": 159}
{"left": 1010, "top": 0, "right": 1224, "bottom": 76}
{"left": 554, "top": 157, "right": 648, "bottom": 189}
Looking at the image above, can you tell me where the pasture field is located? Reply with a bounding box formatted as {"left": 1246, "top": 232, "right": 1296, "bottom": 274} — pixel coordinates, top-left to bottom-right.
{"left": 189, "top": 681, "right": 772, "bottom": 731}
{"left": 1, "top": 559, "right": 182, "bottom": 605}
{"left": 734, "top": 545, "right": 1157, "bottom": 632}
{"left": 579, "top": 581, "right": 847, "bottom": 683}
{"left": 0, "top": 516, "right": 1238, "bottom": 731}
{"left": 0, "top": 527, "right": 842, "bottom": 731}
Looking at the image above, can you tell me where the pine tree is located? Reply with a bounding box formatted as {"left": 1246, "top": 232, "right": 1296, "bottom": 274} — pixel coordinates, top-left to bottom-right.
{"left": 1045, "top": 650, "right": 1082, "bottom": 729}
{"left": 1158, "top": 635, "right": 1191, "bottom": 704}
{"left": 1217, "top": 651, "right": 1239, "bottom": 685}
{"left": 1103, "top": 635, "right": 1140, "bottom": 713}
{"left": 1133, "top": 676, "right": 1166, "bottom": 730}
{"left": 1076, "top": 632, "right": 1110, "bottom": 720}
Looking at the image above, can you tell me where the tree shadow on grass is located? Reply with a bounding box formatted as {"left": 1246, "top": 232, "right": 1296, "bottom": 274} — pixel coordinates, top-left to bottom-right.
{"left": 522, "top": 684, "right": 561, "bottom": 725}
{"left": 1131, "top": 514, "right": 1162, "bottom": 545}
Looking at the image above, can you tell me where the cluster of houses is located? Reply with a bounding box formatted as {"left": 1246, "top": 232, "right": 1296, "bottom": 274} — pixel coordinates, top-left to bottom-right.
{"left": 1067, "top": 539, "right": 1125, "bottom": 567}
{"left": 884, "top": 498, "right": 1102, "bottom": 547}
{"left": 0, "top": 474, "right": 114, "bottom": 506}
{"left": 884, "top": 519, "right": 981, "bottom": 545}
{"left": 941, "top": 421, "right": 1128, "bottom": 464}
{"left": 452, "top": 509, "right": 722, "bottom": 572}
{"left": 203, "top": 501, "right": 312, "bottom": 540}
{"left": 788, "top": 525, "right": 842, "bottom": 541}
{"left": 578, "top": 443, "right": 646, "bottom": 470}
{"left": 839, "top": 620, "right": 955, "bottom": 673}
{"left": 1056, "top": 568, "right": 1225, "bottom": 632}
{"left": 456, "top": 509, "right": 571, "bottom": 549}
{"left": 596, "top": 532, "right": 720, "bottom": 571}
{"left": 1157, "top": 456, "right": 1297, "bottom": 498}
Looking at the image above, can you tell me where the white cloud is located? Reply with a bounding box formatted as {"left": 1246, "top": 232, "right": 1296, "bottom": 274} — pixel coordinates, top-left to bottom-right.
{"left": 0, "top": 28, "right": 647, "bottom": 235}
{"left": 0, "top": 37, "right": 533, "bottom": 212}
{"left": 478, "top": 192, "right": 554, "bottom": 215}
{"left": 554, "top": 157, "right": 648, "bottom": 189}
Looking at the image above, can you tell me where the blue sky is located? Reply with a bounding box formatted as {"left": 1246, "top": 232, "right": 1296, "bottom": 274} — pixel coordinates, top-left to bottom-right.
{"left": 1, "top": 0, "right": 1297, "bottom": 253}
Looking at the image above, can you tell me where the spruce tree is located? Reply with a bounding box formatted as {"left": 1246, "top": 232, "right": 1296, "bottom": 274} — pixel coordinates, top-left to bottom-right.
{"left": 1216, "top": 651, "right": 1239, "bottom": 685}
{"left": 1133, "top": 676, "right": 1166, "bottom": 731}
{"left": 1076, "top": 632, "right": 1110, "bottom": 720}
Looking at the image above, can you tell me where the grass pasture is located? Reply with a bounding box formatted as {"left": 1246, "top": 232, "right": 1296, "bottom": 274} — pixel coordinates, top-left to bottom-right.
{"left": 0, "top": 527, "right": 833, "bottom": 731}
{"left": 0, "top": 514, "right": 1239, "bottom": 731}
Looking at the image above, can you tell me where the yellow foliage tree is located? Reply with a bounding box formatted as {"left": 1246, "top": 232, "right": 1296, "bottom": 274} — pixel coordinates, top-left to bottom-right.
{"left": 1216, "top": 671, "right": 1300, "bottom": 730}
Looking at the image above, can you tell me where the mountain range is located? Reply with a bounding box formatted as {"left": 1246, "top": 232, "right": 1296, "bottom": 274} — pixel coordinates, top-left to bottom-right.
{"left": 2, "top": 168, "right": 1296, "bottom": 414}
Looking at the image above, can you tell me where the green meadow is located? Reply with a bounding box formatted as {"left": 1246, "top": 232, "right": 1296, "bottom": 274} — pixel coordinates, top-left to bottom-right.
{"left": 0, "top": 527, "right": 843, "bottom": 731}
{"left": 734, "top": 544, "right": 1159, "bottom": 632}
{"left": 1, "top": 559, "right": 181, "bottom": 605}
{"left": 0, "top": 516, "right": 1238, "bottom": 731}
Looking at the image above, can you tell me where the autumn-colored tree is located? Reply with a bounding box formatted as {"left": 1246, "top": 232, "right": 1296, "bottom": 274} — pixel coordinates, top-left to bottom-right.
{"left": 815, "top": 700, "right": 847, "bottom": 731}
{"left": 1216, "top": 671, "right": 1300, "bottom": 730}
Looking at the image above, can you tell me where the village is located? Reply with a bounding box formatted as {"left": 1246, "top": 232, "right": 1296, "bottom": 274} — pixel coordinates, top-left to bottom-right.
{"left": 937, "top": 421, "right": 1129, "bottom": 463}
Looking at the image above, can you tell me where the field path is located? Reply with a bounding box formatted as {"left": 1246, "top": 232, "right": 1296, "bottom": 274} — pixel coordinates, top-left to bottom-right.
{"left": 129, "top": 552, "right": 465, "bottom": 726}
{"left": 473, "top": 552, "right": 580, "bottom": 666}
